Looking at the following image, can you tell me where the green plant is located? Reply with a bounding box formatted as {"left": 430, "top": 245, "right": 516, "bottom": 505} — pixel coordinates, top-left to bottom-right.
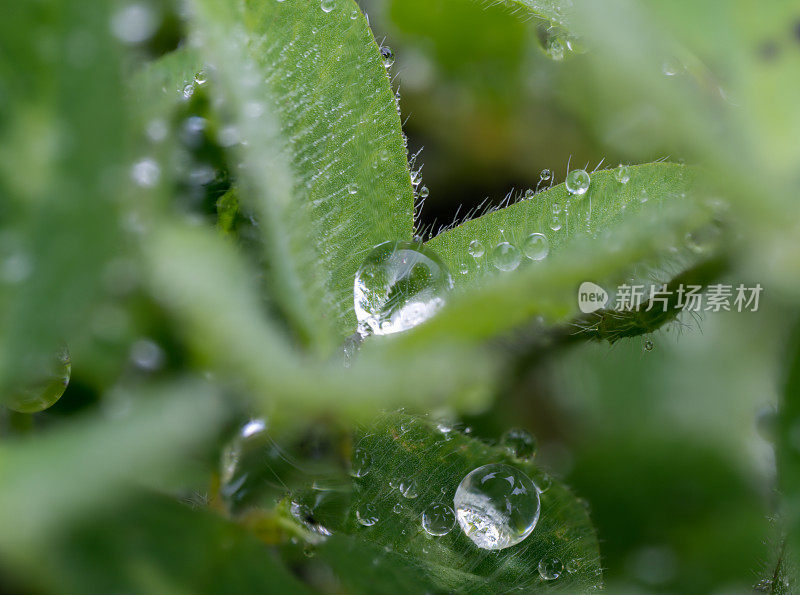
{"left": 1, "top": 0, "right": 798, "bottom": 592}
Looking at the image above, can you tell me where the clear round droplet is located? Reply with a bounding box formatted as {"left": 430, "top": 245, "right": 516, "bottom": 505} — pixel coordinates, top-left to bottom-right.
{"left": 453, "top": 463, "right": 541, "bottom": 550}
{"left": 565, "top": 169, "right": 590, "bottom": 195}
{"left": 354, "top": 241, "right": 453, "bottom": 336}
{"left": 4, "top": 346, "right": 71, "bottom": 413}
{"left": 219, "top": 418, "right": 270, "bottom": 510}
{"left": 540, "top": 169, "right": 552, "bottom": 182}
{"left": 539, "top": 557, "right": 564, "bottom": 580}
{"left": 347, "top": 183, "right": 358, "bottom": 195}
{"left": 320, "top": 0, "right": 336, "bottom": 12}
{"left": 644, "top": 339, "right": 654, "bottom": 352}
{"left": 357, "top": 503, "right": 379, "bottom": 526}
{"left": 549, "top": 217, "right": 562, "bottom": 232}
{"left": 501, "top": 428, "right": 538, "bottom": 459}
{"left": 351, "top": 447, "right": 372, "bottom": 478}
{"left": 398, "top": 477, "right": 419, "bottom": 499}
{"left": 468, "top": 240, "right": 485, "bottom": 258}
{"left": 381, "top": 46, "right": 396, "bottom": 68}
{"left": 521, "top": 233, "right": 550, "bottom": 261}
{"left": 422, "top": 503, "right": 456, "bottom": 536}
{"left": 546, "top": 37, "right": 567, "bottom": 61}
{"left": 614, "top": 165, "right": 630, "bottom": 184}
{"left": 491, "top": 242, "right": 521, "bottom": 272}
{"left": 419, "top": 185, "right": 429, "bottom": 198}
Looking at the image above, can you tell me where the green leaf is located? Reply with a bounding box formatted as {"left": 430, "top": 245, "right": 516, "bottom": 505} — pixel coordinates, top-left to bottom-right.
{"left": 288, "top": 412, "right": 601, "bottom": 592}
{"left": 145, "top": 223, "right": 495, "bottom": 424}
{"left": 0, "top": 0, "right": 125, "bottom": 395}
{"left": 18, "top": 493, "right": 310, "bottom": 595}
{"left": 0, "top": 380, "right": 223, "bottom": 555}
{"left": 187, "top": 0, "right": 415, "bottom": 348}
{"left": 379, "top": 163, "right": 716, "bottom": 348}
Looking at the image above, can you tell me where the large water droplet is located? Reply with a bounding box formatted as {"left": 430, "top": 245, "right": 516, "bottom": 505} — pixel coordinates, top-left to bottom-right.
{"left": 422, "top": 502, "right": 456, "bottom": 536}
{"left": 453, "top": 463, "right": 541, "bottom": 550}
{"left": 501, "top": 428, "right": 538, "bottom": 459}
{"left": 565, "top": 169, "right": 590, "bottom": 195}
{"left": 219, "top": 418, "right": 271, "bottom": 511}
{"left": 521, "top": 233, "right": 550, "bottom": 261}
{"left": 538, "top": 557, "right": 564, "bottom": 580}
{"left": 354, "top": 241, "right": 453, "bottom": 336}
{"left": 4, "top": 346, "right": 71, "bottom": 413}
{"left": 468, "top": 240, "right": 485, "bottom": 258}
{"left": 491, "top": 242, "right": 521, "bottom": 272}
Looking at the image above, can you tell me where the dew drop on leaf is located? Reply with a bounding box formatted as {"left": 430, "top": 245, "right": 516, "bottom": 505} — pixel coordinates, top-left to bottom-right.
{"left": 491, "top": 242, "right": 521, "bottom": 272}
{"left": 468, "top": 239, "right": 485, "bottom": 258}
{"left": 614, "top": 165, "right": 630, "bottom": 184}
{"left": 500, "top": 428, "right": 538, "bottom": 459}
{"left": 419, "top": 185, "right": 429, "bottom": 198}
{"left": 422, "top": 502, "right": 456, "bottom": 536}
{"left": 350, "top": 447, "right": 372, "bottom": 478}
{"left": 380, "top": 46, "right": 395, "bottom": 68}
{"left": 398, "top": 477, "right": 419, "bottom": 499}
{"left": 4, "top": 346, "right": 71, "bottom": 413}
{"left": 356, "top": 503, "right": 379, "bottom": 526}
{"left": 453, "top": 463, "right": 541, "bottom": 550}
{"left": 521, "top": 233, "right": 550, "bottom": 261}
{"left": 565, "top": 169, "right": 590, "bottom": 195}
{"left": 538, "top": 557, "right": 564, "bottom": 580}
{"left": 354, "top": 241, "right": 453, "bottom": 336}
{"left": 644, "top": 339, "right": 654, "bottom": 352}
{"left": 320, "top": 0, "right": 336, "bottom": 13}
{"left": 540, "top": 168, "right": 552, "bottom": 182}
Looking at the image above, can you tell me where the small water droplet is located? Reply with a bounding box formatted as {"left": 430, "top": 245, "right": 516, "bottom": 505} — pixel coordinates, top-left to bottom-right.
{"left": 565, "top": 169, "right": 590, "bottom": 195}
{"left": 130, "top": 338, "right": 165, "bottom": 371}
{"left": 381, "top": 46, "right": 395, "bottom": 68}
{"left": 614, "top": 165, "right": 630, "bottom": 183}
{"left": 320, "top": 0, "right": 336, "bottom": 13}
{"left": 351, "top": 447, "right": 372, "bottom": 478}
{"left": 393, "top": 502, "right": 408, "bottom": 514}
{"left": 468, "top": 240, "right": 485, "bottom": 258}
{"left": 501, "top": 428, "right": 538, "bottom": 459}
{"left": 419, "top": 185, "right": 429, "bottom": 198}
{"left": 566, "top": 558, "right": 582, "bottom": 574}
{"left": 422, "top": 502, "right": 456, "bottom": 536}
{"left": 357, "top": 503, "right": 379, "bottom": 526}
{"left": 521, "top": 233, "right": 550, "bottom": 261}
{"left": 661, "top": 57, "right": 683, "bottom": 77}
{"left": 538, "top": 557, "right": 564, "bottom": 580}
{"left": 131, "top": 158, "right": 160, "bottom": 188}
{"left": 491, "top": 242, "right": 521, "bottom": 272}
{"left": 536, "top": 473, "right": 552, "bottom": 493}
{"left": 540, "top": 169, "right": 552, "bottom": 182}
{"left": 546, "top": 36, "right": 567, "bottom": 61}
{"left": 453, "top": 463, "right": 541, "bottom": 550}
{"left": 110, "top": 3, "right": 158, "bottom": 45}
{"left": 347, "top": 183, "right": 358, "bottom": 195}
{"left": 354, "top": 241, "right": 452, "bottom": 336}
{"left": 399, "top": 477, "right": 419, "bottom": 499}
{"left": 4, "top": 346, "right": 71, "bottom": 413}
{"left": 644, "top": 339, "right": 654, "bottom": 352}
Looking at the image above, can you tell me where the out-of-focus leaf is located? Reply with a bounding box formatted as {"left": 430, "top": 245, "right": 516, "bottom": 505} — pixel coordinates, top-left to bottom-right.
{"left": 17, "top": 493, "right": 309, "bottom": 595}
{"left": 0, "top": 0, "right": 125, "bottom": 395}
{"left": 187, "top": 0, "right": 415, "bottom": 348}
{"left": 0, "top": 381, "right": 223, "bottom": 555}
{"left": 288, "top": 412, "right": 601, "bottom": 592}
